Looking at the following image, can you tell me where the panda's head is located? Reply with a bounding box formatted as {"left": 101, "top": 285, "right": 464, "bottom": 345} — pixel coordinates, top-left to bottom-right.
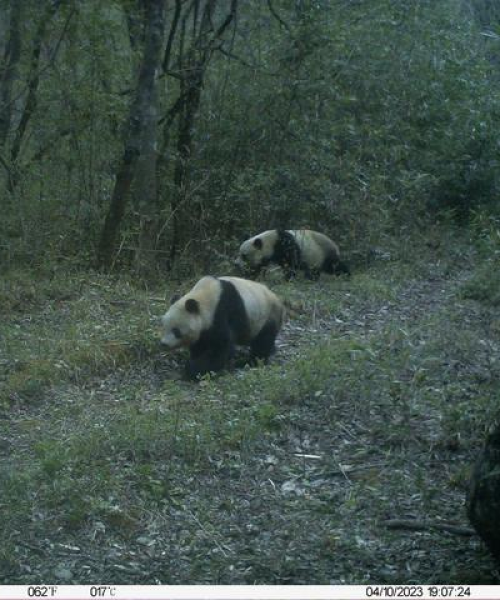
{"left": 160, "top": 296, "right": 204, "bottom": 349}
{"left": 237, "top": 230, "right": 278, "bottom": 271}
{"left": 160, "top": 277, "right": 219, "bottom": 349}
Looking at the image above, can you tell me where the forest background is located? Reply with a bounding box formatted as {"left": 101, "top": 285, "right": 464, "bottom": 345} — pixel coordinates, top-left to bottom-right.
{"left": 1, "top": 0, "right": 499, "bottom": 276}
{"left": 1, "top": 0, "right": 500, "bottom": 585}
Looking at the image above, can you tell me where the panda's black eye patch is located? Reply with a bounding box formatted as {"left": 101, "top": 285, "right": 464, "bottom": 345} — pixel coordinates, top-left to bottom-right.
{"left": 172, "top": 327, "right": 182, "bottom": 339}
{"left": 253, "top": 238, "right": 263, "bottom": 249}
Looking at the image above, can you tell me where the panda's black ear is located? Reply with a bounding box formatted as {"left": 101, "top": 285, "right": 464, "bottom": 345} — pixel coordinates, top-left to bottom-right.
{"left": 170, "top": 292, "right": 181, "bottom": 305}
{"left": 185, "top": 298, "right": 200, "bottom": 314}
{"left": 253, "top": 238, "right": 263, "bottom": 249}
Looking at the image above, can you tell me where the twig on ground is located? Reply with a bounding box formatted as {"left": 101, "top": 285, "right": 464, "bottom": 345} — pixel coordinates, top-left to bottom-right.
{"left": 385, "top": 519, "right": 475, "bottom": 536}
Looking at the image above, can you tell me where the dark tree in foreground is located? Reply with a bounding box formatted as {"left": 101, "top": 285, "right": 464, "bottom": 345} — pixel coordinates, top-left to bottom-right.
{"left": 468, "top": 422, "right": 500, "bottom": 562}
{"left": 97, "top": 0, "right": 166, "bottom": 271}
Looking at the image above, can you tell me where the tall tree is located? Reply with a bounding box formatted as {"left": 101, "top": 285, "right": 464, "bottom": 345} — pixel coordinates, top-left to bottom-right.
{"left": 10, "top": 1, "right": 63, "bottom": 165}
{"left": 159, "top": 0, "right": 238, "bottom": 267}
{"left": 0, "top": 1, "right": 22, "bottom": 149}
{"left": 97, "top": 0, "right": 166, "bottom": 270}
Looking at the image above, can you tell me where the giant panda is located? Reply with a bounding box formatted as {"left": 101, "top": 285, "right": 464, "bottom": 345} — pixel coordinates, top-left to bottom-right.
{"left": 160, "top": 276, "right": 285, "bottom": 379}
{"left": 237, "top": 229, "right": 350, "bottom": 280}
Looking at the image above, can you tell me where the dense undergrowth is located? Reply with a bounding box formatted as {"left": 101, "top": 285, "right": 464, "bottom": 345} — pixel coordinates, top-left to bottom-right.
{"left": 2, "top": 1, "right": 499, "bottom": 271}
{"left": 1, "top": 227, "right": 499, "bottom": 583}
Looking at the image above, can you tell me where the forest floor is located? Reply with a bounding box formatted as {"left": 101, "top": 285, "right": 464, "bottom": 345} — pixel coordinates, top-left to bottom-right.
{"left": 1, "top": 228, "right": 500, "bottom": 584}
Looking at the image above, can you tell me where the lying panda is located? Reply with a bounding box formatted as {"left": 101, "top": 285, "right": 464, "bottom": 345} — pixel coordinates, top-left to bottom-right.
{"left": 237, "top": 229, "right": 350, "bottom": 280}
{"left": 160, "top": 276, "right": 284, "bottom": 379}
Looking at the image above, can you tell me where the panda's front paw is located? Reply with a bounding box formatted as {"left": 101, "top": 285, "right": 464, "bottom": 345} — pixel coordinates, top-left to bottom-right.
{"left": 184, "top": 360, "right": 204, "bottom": 381}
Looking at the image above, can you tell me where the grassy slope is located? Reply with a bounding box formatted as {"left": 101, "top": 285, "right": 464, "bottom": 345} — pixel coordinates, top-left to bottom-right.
{"left": 1, "top": 230, "right": 499, "bottom": 583}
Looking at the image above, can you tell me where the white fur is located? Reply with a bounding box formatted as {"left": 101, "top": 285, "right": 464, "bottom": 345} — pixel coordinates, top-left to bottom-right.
{"left": 160, "top": 276, "right": 221, "bottom": 348}
{"left": 287, "top": 230, "right": 339, "bottom": 270}
{"left": 220, "top": 276, "right": 284, "bottom": 339}
{"left": 238, "top": 230, "right": 279, "bottom": 268}
{"left": 239, "top": 229, "right": 339, "bottom": 273}
{"left": 160, "top": 276, "right": 284, "bottom": 349}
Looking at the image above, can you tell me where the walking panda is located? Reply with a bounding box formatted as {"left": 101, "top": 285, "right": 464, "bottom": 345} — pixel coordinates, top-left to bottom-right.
{"left": 160, "top": 276, "right": 284, "bottom": 379}
{"left": 236, "top": 229, "right": 350, "bottom": 280}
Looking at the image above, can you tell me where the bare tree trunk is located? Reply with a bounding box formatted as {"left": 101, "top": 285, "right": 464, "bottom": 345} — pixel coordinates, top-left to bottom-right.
{"left": 133, "top": 0, "right": 183, "bottom": 275}
{"left": 97, "top": 0, "right": 166, "bottom": 270}
{"left": 1, "top": 3, "right": 73, "bottom": 194}
{"left": 169, "top": 75, "right": 202, "bottom": 266}
{"left": 133, "top": 63, "right": 161, "bottom": 275}
{"left": 10, "top": 1, "right": 62, "bottom": 165}
{"left": 0, "top": 1, "right": 22, "bottom": 149}
{"left": 125, "top": 0, "right": 146, "bottom": 51}
{"left": 167, "top": 0, "right": 238, "bottom": 267}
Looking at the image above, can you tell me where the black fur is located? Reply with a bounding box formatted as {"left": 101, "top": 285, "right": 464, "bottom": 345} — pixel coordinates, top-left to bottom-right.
{"left": 322, "top": 253, "right": 350, "bottom": 277}
{"left": 272, "top": 230, "right": 302, "bottom": 280}
{"left": 185, "top": 279, "right": 278, "bottom": 379}
{"left": 250, "top": 321, "right": 279, "bottom": 360}
{"left": 272, "top": 230, "right": 350, "bottom": 279}
{"left": 333, "top": 259, "right": 351, "bottom": 276}
{"left": 186, "top": 280, "right": 248, "bottom": 378}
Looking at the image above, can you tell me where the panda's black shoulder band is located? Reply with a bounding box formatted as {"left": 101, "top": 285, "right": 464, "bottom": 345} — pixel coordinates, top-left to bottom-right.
{"left": 274, "top": 230, "right": 301, "bottom": 267}
{"left": 217, "top": 279, "right": 251, "bottom": 340}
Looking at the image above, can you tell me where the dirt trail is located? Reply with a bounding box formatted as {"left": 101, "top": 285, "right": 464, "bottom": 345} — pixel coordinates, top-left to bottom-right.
{"left": 3, "top": 256, "right": 500, "bottom": 584}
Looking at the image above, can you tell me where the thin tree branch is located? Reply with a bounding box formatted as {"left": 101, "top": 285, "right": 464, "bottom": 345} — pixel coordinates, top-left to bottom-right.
{"left": 158, "top": 90, "right": 188, "bottom": 126}
{"left": 217, "top": 45, "right": 279, "bottom": 74}
{"left": 384, "top": 519, "right": 475, "bottom": 537}
{"left": 163, "top": 0, "right": 182, "bottom": 72}
{"left": 267, "top": 0, "right": 291, "bottom": 32}
{"left": 25, "top": 126, "right": 73, "bottom": 165}
{"left": 3, "top": 3, "right": 75, "bottom": 119}
{"left": 212, "top": 0, "right": 237, "bottom": 41}
{"left": 0, "top": 150, "right": 15, "bottom": 189}
{"left": 11, "top": 1, "right": 65, "bottom": 163}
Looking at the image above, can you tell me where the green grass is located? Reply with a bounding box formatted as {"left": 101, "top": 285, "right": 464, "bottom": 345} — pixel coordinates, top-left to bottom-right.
{"left": 0, "top": 337, "right": 355, "bottom": 546}
{"left": 1, "top": 233, "right": 499, "bottom": 583}
{"left": 0, "top": 269, "right": 167, "bottom": 407}
{"left": 461, "top": 259, "right": 500, "bottom": 306}
{"left": 3, "top": 290, "right": 494, "bottom": 534}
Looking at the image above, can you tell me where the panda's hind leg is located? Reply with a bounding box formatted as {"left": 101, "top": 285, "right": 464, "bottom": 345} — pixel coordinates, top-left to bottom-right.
{"left": 250, "top": 321, "right": 279, "bottom": 362}
{"left": 323, "top": 254, "right": 350, "bottom": 276}
{"left": 304, "top": 266, "right": 320, "bottom": 281}
{"left": 321, "top": 255, "right": 336, "bottom": 275}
